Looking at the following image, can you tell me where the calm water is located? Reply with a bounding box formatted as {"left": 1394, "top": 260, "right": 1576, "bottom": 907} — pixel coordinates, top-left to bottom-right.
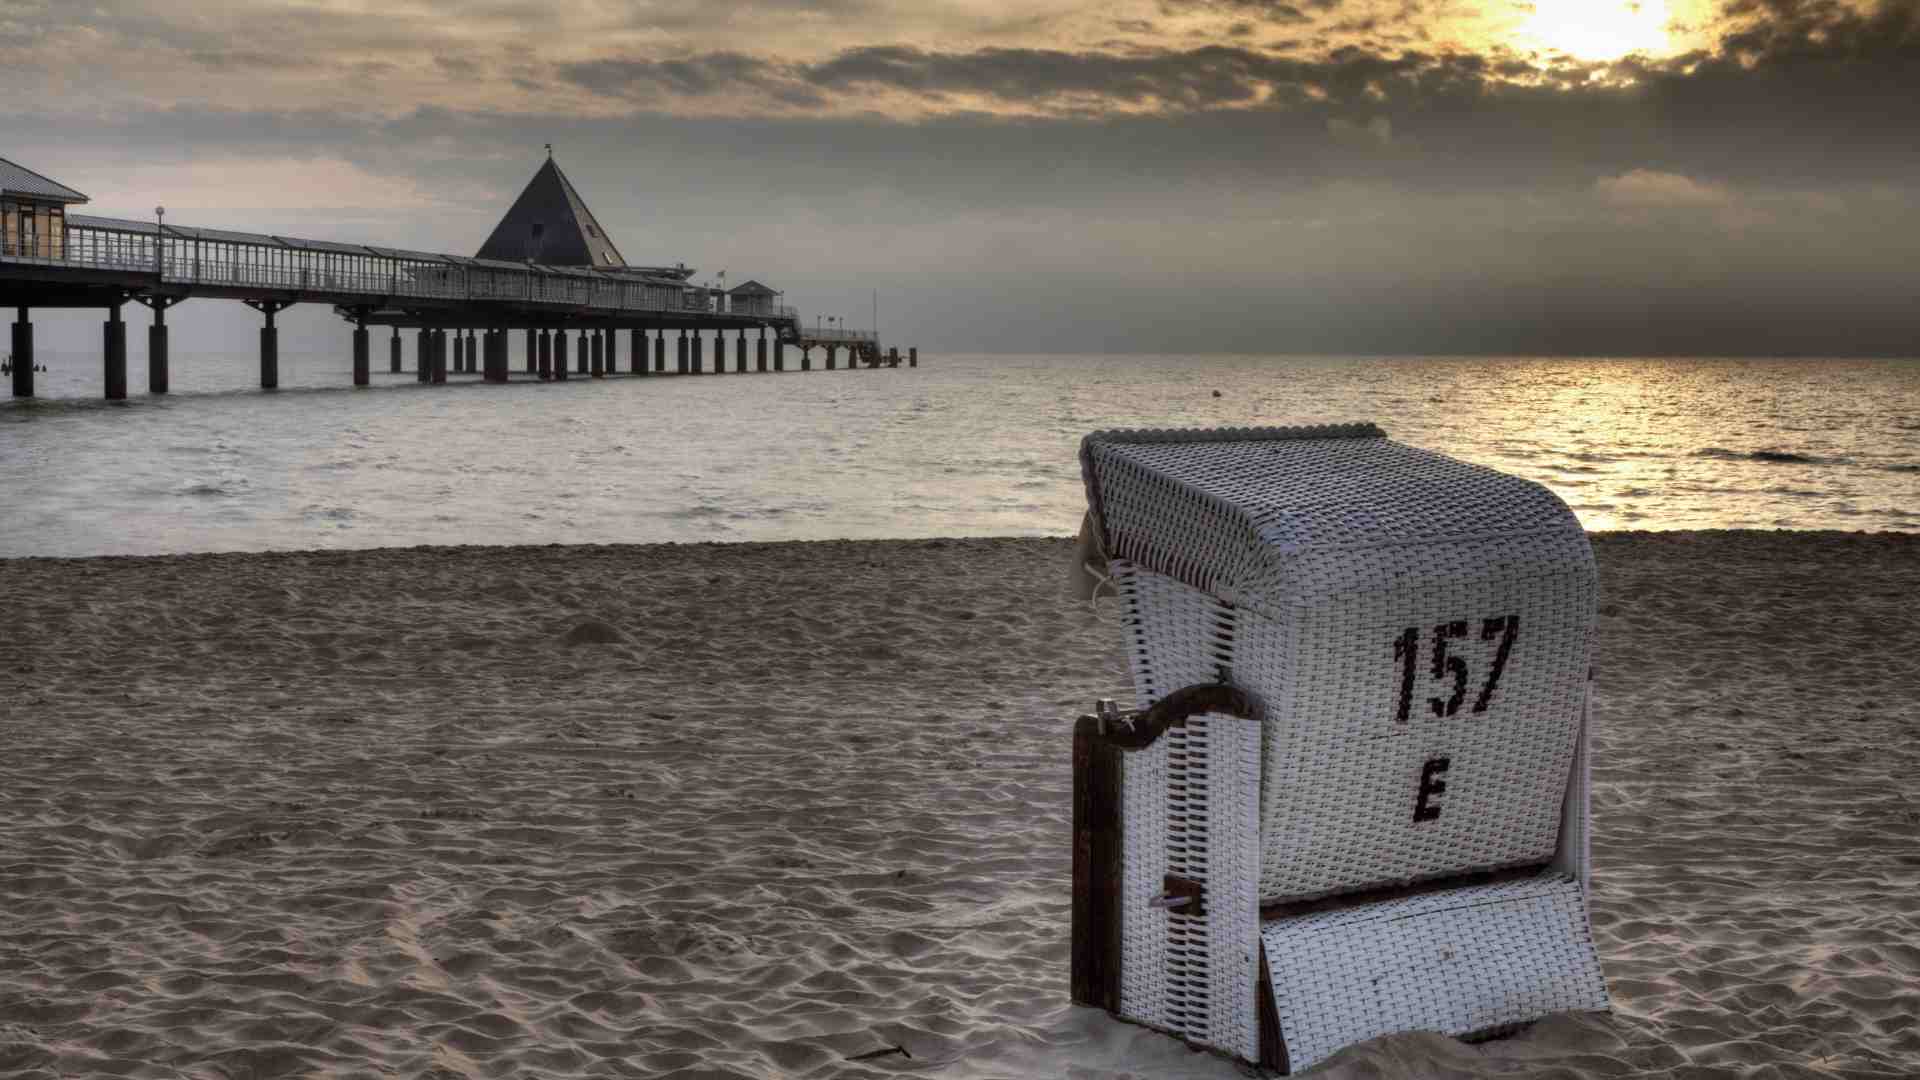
{"left": 2, "top": 350, "right": 1917, "bottom": 558}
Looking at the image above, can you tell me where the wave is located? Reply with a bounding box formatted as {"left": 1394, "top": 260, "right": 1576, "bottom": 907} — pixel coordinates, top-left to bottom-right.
{"left": 174, "top": 473, "right": 250, "bottom": 497}
{"left": 1694, "top": 447, "right": 1847, "bottom": 466}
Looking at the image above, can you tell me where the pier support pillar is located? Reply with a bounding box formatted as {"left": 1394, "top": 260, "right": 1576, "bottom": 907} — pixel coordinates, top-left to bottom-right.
{"left": 774, "top": 340, "right": 785, "bottom": 372}
{"left": 524, "top": 329, "right": 535, "bottom": 374}
{"left": 677, "top": 331, "right": 688, "bottom": 374}
{"left": 148, "top": 317, "right": 168, "bottom": 394}
{"left": 135, "top": 296, "right": 181, "bottom": 395}
{"left": 352, "top": 320, "right": 370, "bottom": 387}
{"left": 801, "top": 346, "right": 811, "bottom": 372}
{"left": 910, "top": 347, "right": 918, "bottom": 367}
{"left": 590, "top": 331, "right": 603, "bottom": 376}
{"left": 244, "top": 300, "right": 292, "bottom": 391}
{"left": 733, "top": 330, "right": 744, "bottom": 373}
{"left": 103, "top": 301, "right": 128, "bottom": 401}
{"left": 654, "top": 331, "right": 665, "bottom": 373}
{"left": 605, "top": 328, "right": 617, "bottom": 375}
{"left": 417, "top": 329, "right": 430, "bottom": 382}
{"left": 260, "top": 324, "right": 278, "bottom": 390}
{"left": 390, "top": 328, "right": 401, "bottom": 374}
{"left": 9, "top": 309, "right": 31, "bottom": 398}
{"left": 826, "top": 345, "right": 837, "bottom": 371}
{"left": 573, "top": 334, "right": 585, "bottom": 375}
{"left": 432, "top": 329, "right": 448, "bottom": 384}
{"left": 692, "top": 332, "right": 704, "bottom": 374}
{"left": 244, "top": 300, "right": 294, "bottom": 390}
{"left": 538, "top": 330, "right": 551, "bottom": 379}
{"left": 632, "top": 329, "right": 646, "bottom": 374}
{"left": 554, "top": 330, "right": 570, "bottom": 381}
{"left": 757, "top": 329, "right": 768, "bottom": 372}
{"left": 259, "top": 319, "right": 278, "bottom": 386}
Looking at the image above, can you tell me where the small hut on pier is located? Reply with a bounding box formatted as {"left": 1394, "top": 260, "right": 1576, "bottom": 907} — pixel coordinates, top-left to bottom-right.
{"left": 727, "top": 280, "right": 779, "bottom": 316}
{"left": 0, "top": 157, "right": 88, "bottom": 261}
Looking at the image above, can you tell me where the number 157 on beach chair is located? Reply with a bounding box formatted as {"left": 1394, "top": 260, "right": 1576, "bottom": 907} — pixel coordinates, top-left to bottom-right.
{"left": 1068, "top": 424, "right": 1609, "bottom": 1073}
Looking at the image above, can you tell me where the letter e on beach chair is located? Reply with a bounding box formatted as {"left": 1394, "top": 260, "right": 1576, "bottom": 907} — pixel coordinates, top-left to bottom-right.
{"left": 1070, "top": 424, "right": 1608, "bottom": 1072}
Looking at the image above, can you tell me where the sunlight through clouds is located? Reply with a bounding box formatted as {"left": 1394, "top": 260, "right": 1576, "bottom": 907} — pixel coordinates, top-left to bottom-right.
{"left": 1516, "top": 0, "right": 1676, "bottom": 61}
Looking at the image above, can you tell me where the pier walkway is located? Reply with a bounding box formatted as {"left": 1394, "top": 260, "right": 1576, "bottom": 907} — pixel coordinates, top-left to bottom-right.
{"left": 1, "top": 154, "right": 916, "bottom": 399}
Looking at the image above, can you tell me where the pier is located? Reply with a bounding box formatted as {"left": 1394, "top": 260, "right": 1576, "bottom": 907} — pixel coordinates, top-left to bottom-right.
{"left": 1, "top": 153, "right": 918, "bottom": 399}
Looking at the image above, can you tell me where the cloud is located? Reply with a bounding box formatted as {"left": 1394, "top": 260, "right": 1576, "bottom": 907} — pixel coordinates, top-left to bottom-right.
{"left": 800, "top": 44, "right": 1302, "bottom": 110}
{"left": 562, "top": 52, "right": 802, "bottom": 103}
{"left": 4, "top": 0, "right": 1920, "bottom": 356}
{"left": 1161, "top": 0, "right": 1339, "bottom": 23}
{"left": 1594, "top": 169, "right": 1729, "bottom": 208}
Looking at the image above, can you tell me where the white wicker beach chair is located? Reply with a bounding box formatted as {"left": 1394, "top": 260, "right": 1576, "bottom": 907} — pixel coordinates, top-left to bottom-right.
{"left": 1069, "top": 424, "right": 1608, "bottom": 1073}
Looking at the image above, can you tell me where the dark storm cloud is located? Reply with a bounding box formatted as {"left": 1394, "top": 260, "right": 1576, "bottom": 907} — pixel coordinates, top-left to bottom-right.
{"left": 803, "top": 44, "right": 1301, "bottom": 107}
{"left": 1160, "top": 0, "right": 1341, "bottom": 22}
{"left": 562, "top": 44, "right": 1311, "bottom": 112}
{"left": 564, "top": 52, "right": 795, "bottom": 101}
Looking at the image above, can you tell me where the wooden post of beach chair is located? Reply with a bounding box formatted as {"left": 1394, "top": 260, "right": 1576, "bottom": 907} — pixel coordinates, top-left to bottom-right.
{"left": 1070, "top": 424, "right": 1609, "bottom": 1073}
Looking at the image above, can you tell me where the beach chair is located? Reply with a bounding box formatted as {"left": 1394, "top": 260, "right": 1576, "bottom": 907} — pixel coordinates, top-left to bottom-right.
{"left": 1069, "top": 424, "right": 1608, "bottom": 1073}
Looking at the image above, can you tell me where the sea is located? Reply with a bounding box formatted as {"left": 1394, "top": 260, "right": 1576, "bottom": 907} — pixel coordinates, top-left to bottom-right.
{"left": 2, "top": 350, "right": 1916, "bottom": 558}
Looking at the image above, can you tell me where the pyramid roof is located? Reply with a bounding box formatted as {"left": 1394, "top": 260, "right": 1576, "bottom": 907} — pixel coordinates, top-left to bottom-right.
{"left": 0, "top": 156, "right": 89, "bottom": 203}
{"left": 475, "top": 157, "right": 626, "bottom": 267}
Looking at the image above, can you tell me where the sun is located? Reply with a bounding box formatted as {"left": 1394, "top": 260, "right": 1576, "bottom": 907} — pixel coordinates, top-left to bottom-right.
{"left": 1515, "top": 0, "right": 1674, "bottom": 61}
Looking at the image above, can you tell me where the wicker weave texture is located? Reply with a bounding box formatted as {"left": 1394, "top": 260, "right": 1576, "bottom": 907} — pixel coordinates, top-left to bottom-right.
{"left": 1111, "top": 557, "right": 1256, "bottom": 1049}
{"left": 1260, "top": 872, "right": 1610, "bottom": 1071}
{"left": 1117, "top": 733, "right": 1169, "bottom": 1028}
{"left": 1081, "top": 430, "right": 1584, "bottom": 613}
{"left": 1117, "top": 558, "right": 1590, "bottom": 902}
{"left": 1088, "top": 430, "right": 1595, "bottom": 903}
{"left": 1113, "top": 699, "right": 1263, "bottom": 1058}
{"left": 1189, "top": 714, "right": 1262, "bottom": 1061}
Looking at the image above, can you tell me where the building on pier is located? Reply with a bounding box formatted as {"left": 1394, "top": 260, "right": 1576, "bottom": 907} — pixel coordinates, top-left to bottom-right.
{"left": 476, "top": 155, "right": 628, "bottom": 269}
{"left": 727, "top": 280, "right": 781, "bottom": 316}
{"left": 1, "top": 157, "right": 87, "bottom": 261}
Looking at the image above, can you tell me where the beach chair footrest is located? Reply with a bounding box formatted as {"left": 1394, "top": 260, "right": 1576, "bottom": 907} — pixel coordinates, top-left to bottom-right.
{"left": 1258, "top": 871, "right": 1609, "bottom": 1073}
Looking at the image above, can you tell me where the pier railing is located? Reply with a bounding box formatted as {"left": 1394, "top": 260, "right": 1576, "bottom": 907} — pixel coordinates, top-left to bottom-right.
{"left": 4, "top": 217, "right": 802, "bottom": 324}
{"left": 800, "top": 327, "right": 879, "bottom": 344}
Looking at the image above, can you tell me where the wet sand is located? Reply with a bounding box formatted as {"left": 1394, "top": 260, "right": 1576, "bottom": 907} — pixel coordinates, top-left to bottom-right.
{"left": 1, "top": 532, "right": 1915, "bottom": 1078}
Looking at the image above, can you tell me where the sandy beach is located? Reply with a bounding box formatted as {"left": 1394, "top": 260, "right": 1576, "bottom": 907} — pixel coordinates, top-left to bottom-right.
{"left": 1, "top": 532, "right": 1915, "bottom": 1079}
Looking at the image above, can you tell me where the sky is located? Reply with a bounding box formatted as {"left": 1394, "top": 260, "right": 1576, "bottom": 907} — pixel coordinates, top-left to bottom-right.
{"left": 3, "top": 0, "right": 1917, "bottom": 356}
